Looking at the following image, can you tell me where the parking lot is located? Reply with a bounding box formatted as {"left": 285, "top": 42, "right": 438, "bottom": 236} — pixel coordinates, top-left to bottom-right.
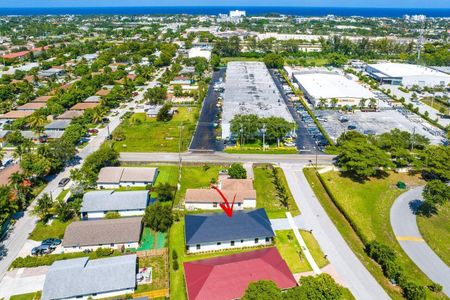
{"left": 316, "top": 109, "right": 444, "bottom": 145}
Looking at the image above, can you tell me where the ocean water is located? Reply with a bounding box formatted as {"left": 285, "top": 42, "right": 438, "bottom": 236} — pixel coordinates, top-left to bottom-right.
{"left": 0, "top": 6, "right": 449, "bottom": 17}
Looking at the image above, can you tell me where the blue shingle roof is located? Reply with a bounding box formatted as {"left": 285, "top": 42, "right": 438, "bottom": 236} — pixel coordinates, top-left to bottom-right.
{"left": 185, "top": 208, "right": 274, "bottom": 245}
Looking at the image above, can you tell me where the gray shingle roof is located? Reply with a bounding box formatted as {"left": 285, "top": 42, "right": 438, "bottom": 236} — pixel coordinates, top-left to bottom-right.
{"left": 185, "top": 208, "right": 274, "bottom": 245}
{"left": 97, "top": 167, "right": 158, "bottom": 184}
{"left": 44, "top": 119, "right": 71, "bottom": 130}
{"left": 41, "top": 254, "right": 137, "bottom": 300}
{"left": 62, "top": 217, "right": 142, "bottom": 247}
{"left": 80, "top": 190, "right": 149, "bottom": 213}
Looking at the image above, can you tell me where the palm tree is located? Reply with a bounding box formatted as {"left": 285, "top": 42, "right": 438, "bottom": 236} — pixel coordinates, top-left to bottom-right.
{"left": 318, "top": 98, "right": 327, "bottom": 108}
{"left": 331, "top": 98, "right": 339, "bottom": 109}
{"left": 92, "top": 108, "right": 104, "bottom": 124}
{"left": 369, "top": 98, "right": 377, "bottom": 109}
{"left": 359, "top": 98, "right": 367, "bottom": 109}
{"left": 9, "top": 171, "right": 27, "bottom": 209}
{"left": 27, "top": 114, "right": 47, "bottom": 139}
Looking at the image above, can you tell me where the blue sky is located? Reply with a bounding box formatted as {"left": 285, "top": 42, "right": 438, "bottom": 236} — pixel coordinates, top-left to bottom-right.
{"left": 1, "top": 0, "right": 449, "bottom": 8}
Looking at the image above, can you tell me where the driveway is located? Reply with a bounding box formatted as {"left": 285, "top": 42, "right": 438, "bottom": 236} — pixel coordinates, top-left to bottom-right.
{"left": 281, "top": 164, "right": 389, "bottom": 300}
{"left": 390, "top": 186, "right": 450, "bottom": 296}
{"left": 0, "top": 266, "right": 48, "bottom": 298}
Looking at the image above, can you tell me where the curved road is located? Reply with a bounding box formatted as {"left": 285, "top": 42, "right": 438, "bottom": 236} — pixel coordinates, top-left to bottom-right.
{"left": 390, "top": 186, "right": 450, "bottom": 296}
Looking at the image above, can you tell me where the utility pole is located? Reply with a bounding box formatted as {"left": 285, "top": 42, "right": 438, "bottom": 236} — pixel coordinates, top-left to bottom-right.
{"left": 260, "top": 123, "right": 266, "bottom": 151}
{"left": 411, "top": 126, "right": 416, "bottom": 152}
{"left": 240, "top": 124, "right": 244, "bottom": 148}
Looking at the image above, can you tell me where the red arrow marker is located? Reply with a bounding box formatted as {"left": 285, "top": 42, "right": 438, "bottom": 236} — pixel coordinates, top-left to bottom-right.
{"left": 211, "top": 184, "right": 236, "bottom": 218}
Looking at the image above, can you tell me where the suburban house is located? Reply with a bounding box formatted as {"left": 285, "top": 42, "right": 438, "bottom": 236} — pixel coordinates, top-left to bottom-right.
{"left": 184, "top": 247, "right": 297, "bottom": 300}
{"left": 96, "top": 167, "right": 159, "bottom": 189}
{"left": 185, "top": 177, "right": 256, "bottom": 210}
{"left": 80, "top": 190, "right": 149, "bottom": 219}
{"left": 41, "top": 254, "right": 137, "bottom": 300}
{"left": 185, "top": 208, "right": 274, "bottom": 253}
{"left": 62, "top": 217, "right": 142, "bottom": 253}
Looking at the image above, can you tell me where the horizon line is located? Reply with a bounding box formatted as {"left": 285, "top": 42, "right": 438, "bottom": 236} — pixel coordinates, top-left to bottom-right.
{"left": 1, "top": 5, "right": 450, "bottom": 9}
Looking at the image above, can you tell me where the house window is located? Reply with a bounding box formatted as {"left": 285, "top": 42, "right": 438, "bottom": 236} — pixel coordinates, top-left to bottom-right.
{"left": 213, "top": 202, "right": 217, "bottom": 208}
{"left": 186, "top": 245, "right": 190, "bottom": 251}
{"left": 110, "top": 243, "right": 115, "bottom": 247}
{"left": 237, "top": 203, "right": 241, "bottom": 207}
{"left": 255, "top": 238, "right": 259, "bottom": 244}
{"left": 265, "top": 237, "right": 270, "bottom": 243}
{"left": 196, "top": 244, "right": 201, "bottom": 250}
{"left": 241, "top": 240, "right": 244, "bottom": 243}
{"left": 231, "top": 241, "right": 235, "bottom": 246}
{"left": 217, "top": 242, "right": 221, "bottom": 246}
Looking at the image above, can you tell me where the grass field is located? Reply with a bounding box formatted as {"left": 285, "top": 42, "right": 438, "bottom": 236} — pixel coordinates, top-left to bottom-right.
{"left": 137, "top": 254, "right": 169, "bottom": 292}
{"left": 300, "top": 230, "right": 329, "bottom": 268}
{"left": 220, "top": 57, "right": 263, "bottom": 64}
{"left": 29, "top": 219, "right": 73, "bottom": 241}
{"left": 305, "top": 168, "right": 446, "bottom": 299}
{"left": 275, "top": 230, "right": 309, "bottom": 273}
{"left": 253, "top": 166, "right": 300, "bottom": 218}
{"left": 113, "top": 107, "right": 198, "bottom": 152}
{"left": 10, "top": 292, "right": 39, "bottom": 300}
{"left": 175, "top": 165, "right": 224, "bottom": 206}
{"left": 224, "top": 147, "right": 298, "bottom": 154}
{"left": 421, "top": 97, "right": 449, "bottom": 115}
{"left": 417, "top": 203, "right": 450, "bottom": 266}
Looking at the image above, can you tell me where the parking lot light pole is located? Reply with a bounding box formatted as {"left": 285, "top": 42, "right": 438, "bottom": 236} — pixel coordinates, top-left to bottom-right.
{"left": 259, "top": 124, "right": 266, "bottom": 151}
{"left": 240, "top": 125, "right": 244, "bottom": 148}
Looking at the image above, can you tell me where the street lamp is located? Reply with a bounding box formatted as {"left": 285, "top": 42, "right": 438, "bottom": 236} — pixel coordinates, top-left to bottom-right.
{"left": 239, "top": 125, "right": 244, "bottom": 148}
{"left": 259, "top": 124, "right": 267, "bottom": 151}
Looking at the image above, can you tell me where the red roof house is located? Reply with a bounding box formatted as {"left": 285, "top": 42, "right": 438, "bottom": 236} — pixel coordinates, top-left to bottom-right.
{"left": 184, "top": 247, "right": 297, "bottom": 300}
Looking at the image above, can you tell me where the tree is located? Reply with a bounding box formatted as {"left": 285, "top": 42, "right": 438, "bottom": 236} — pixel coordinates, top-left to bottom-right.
{"left": 284, "top": 274, "right": 346, "bottom": 300}
{"left": 156, "top": 183, "right": 176, "bottom": 202}
{"left": 27, "top": 114, "right": 47, "bottom": 138}
{"left": 228, "top": 163, "right": 247, "bottom": 179}
{"left": 264, "top": 53, "right": 284, "bottom": 69}
{"left": 327, "top": 53, "right": 348, "bottom": 67}
{"left": 105, "top": 211, "right": 121, "bottom": 219}
{"left": 336, "top": 132, "right": 394, "bottom": 180}
{"left": 143, "top": 202, "right": 173, "bottom": 232}
{"left": 402, "top": 282, "right": 427, "bottom": 300}
{"left": 418, "top": 145, "right": 450, "bottom": 181}
{"left": 242, "top": 280, "right": 282, "bottom": 300}
{"left": 157, "top": 103, "right": 173, "bottom": 122}
{"left": 144, "top": 86, "right": 167, "bottom": 105}
{"left": 33, "top": 193, "right": 53, "bottom": 221}
{"left": 422, "top": 180, "right": 450, "bottom": 211}
{"left": 53, "top": 198, "right": 77, "bottom": 222}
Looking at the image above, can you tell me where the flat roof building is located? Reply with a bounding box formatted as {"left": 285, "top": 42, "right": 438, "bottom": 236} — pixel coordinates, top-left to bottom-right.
{"left": 366, "top": 63, "right": 450, "bottom": 87}
{"left": 293, "top": 70, "right": 375, "bottom": 107}
{"left": 222, "top": 61, "right": 294, "bottom": 140}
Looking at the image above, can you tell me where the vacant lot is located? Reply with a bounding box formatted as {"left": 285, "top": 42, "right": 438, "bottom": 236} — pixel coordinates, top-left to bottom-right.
{"left": 113, "top": 107, "right": 198, "bottom": 152}
{"left": 254, "top": 166, "right": 300, "bottom": 218}
{"left": 417, "top": 203, "right": 450, "bottom": 266}
{"left": 29, "top": 219, "right": 73, "bottom": 241}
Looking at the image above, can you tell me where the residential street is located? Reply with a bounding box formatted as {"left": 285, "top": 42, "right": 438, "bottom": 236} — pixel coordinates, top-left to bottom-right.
{"left": 120, "top": 152, "right": 335, "bottom": 164}
{"left": 0, "top": 72, "right": 165, "bottom": 283}
{"left": 390, "top": 186, "right": 450, "bottom": 296}
{"left": 281, "top": 164, "right": 389, "bottom": 300}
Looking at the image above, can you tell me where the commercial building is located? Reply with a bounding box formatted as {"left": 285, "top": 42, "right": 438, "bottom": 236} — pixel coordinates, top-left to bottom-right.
{"left": 366, "top": 63, "right": 450, "bottom": 87}
{"left": 185, "top": 208, "right": 274, "bottom": 253}
{"left": 222, "top": 61, "right": 294, "bottom": 140}
{"left": 184, "top": 247, "right": 297, "bottom": 300}
{"left": 80, "top": 190, "right": 149, "bottom": 219}
{"left": 41, "top": 255, "right": 136, "bottom": 300}
{"left": 62, "top": 217, "right": 142, "bottom": 253}
{"left": 185, "top": 178, "right": 256, "bottom": 210}
{"left": 96, "top": 167, "right": 159, "bottom": 189}
{"left": 293, "top": 70, "right": 376, "bottom": 107}
{"left": 188, "top": 47, "right": 211, "bottom": 61}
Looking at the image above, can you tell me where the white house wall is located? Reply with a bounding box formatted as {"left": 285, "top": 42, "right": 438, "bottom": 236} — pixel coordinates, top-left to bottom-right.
{"left": 185, "top": 202, "right": 250, "bottom": 211}
{"left": 84, "top": 209, "right": 145, "bottom": 219}
{"left": 187, "top": 236, "right": 272, "bottom": 253}
{"left": 63, "top": 288, "right": 135, "bottom": 300}
{"left": 63, "top": 242, "right": 139, "bottom": 253}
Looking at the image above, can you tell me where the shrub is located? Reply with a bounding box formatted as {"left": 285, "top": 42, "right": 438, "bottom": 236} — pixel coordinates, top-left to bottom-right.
{"left": 402, "top": 282, "right": 427, "bottom": 300}
{"left": 172, "top": 249, "right": 178, "bottom": 260}
{"left": 104, "top": 211, "right": 120, "bottom": 219}
{"left": 95, "top": 247, "right": 114, "bottom": 257}
{"left": 428, "top": 282, "right": 443, "bottom": 293}
{"left": 228, "top": 163, "right": 247, "bottom": 179}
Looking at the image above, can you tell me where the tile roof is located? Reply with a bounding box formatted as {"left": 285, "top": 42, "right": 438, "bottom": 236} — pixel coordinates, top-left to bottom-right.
{"left": 16, "top": 102, "right": 46, "bottom": 110}
{"left": 56, "top": 110, "right": 83, "bottom": 119}
{"left": 41, "top": 254, "right": 137, "bottom": 300}
{"left": 185, "top": 208, "right": 274, "bottom": 245}
{"left": 0, "top": 110, "right": 34, "bottom": 119}
{"left": 70, "top": 102, "right": 99, "bottom": 110}
{"left": 81, "top": 190, "right": 149, "bottom": 213}
{"left": 32, "top": 96, "right": 53, "bottom": 103}
{"left": 62, "top": 217, "right": 142, "bottom": 247}
{"left": 184, "top": 247, "right": 297, "bottom": 300}
{"left": 0, "top": 164, "right": 21, "bottom": 186}
{"left": 96, "top": 89, "right": 111, "bottom": 96}
{"left": 185, "top": 189, "right": 256, "bottom": 204}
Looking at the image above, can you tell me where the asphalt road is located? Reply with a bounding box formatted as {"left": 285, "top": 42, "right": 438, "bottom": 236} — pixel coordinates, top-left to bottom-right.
{"left": 269, "top": 70, "right": 319, "bottom": 153}
{"left": 390, "top": 186, "right": 450, "bottom": 296}
{"left": 0, "top": 71, "right": 166, "bottom": 283}
{"left": 120, "top": 151, "right": 335, "bottom": 164}
{"left": 189, "top": 69, "right": 225, "bottom": 152}
{"left": 281, "top": 164, "right": 389, "bottom": 300}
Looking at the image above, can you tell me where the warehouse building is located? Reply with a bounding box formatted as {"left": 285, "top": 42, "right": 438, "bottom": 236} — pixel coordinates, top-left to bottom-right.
{"left": 366, "top": 63, "right": 450, "bottom": 87}
{"left": 293, "top": 70, "right": 376, "bottom": 107}
{"left": 222, "top": 61, "right": 294, "bottom": 140}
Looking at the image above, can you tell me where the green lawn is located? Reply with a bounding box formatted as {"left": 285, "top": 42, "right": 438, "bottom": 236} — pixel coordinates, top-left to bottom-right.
{"left": 300, "top": 230, "right": 329, "bottom": 268}
{"left": 176, "top": 165, "right": 224, "bottom": 206}
{"left": 137, "top": 254, "right": 169, "bottom": 291}
{"left": 253, "top": 166, "right": 300, "bottom": 218}
{"left": 138, "top": 227, "right": 167, "bottom": 250}
{"left": 224, "top": 147, "right": 298, "bottom": 154}
{"left": 275, "top": 230, "right": 309, "bottom": 273}
{"left": 29, "top": 219, "right": 73, "bottom": 241}
{"left": 10, "top": 292, "right": 40, "bottom": 300}
{"left": 417, "top": 203, "right": 450, "bottom": 266}
{"left": 220, "top": 57, "right": 264, "bottom": 64}
{"left": 56, "top": 189, "right": 70, "bottom": 201}
{"left": 421, "top": 97, "right": 449, "bottom": 115}
{"left": 113, "top": 107, "right": 198, "bottom": 152}
{"left": 305, "top": 168, "right": 446, "bottom": 299}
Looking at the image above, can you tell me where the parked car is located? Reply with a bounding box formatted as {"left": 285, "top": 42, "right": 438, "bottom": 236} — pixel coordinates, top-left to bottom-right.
{"left": 88, "top": 129, "right": 99, "bottom": 134}
{"left": 41, "top": 238, "right": 62, "bottom": 249}
{"left": 31, "top": 244, "right": 52, "bottom": 256}
{"left": 58, "top": 177, "right": 70, "bottom": 187}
